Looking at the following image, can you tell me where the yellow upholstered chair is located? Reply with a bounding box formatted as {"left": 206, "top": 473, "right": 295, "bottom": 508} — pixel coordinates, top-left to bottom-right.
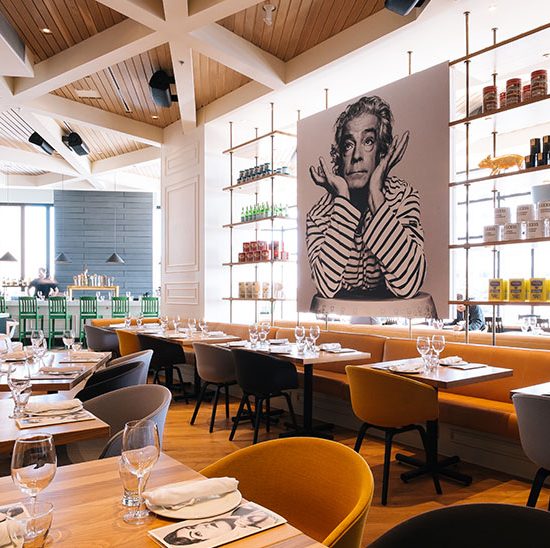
{"left": 201, "top": 437, "right": 374, "bottom": 548}
{"left": 116, "top": 329, "right": 142, "bottom": 356}
{"left": 346, "top": 365, "right": 441, "bottom": 505}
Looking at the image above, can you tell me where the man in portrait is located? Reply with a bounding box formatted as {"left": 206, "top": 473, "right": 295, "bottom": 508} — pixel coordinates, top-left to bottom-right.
{"left": 306, "top": 95, "right": 426, "bottom": 301}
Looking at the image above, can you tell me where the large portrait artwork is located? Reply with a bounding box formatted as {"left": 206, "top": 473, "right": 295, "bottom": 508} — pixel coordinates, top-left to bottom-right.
{"left": 297, "top": 63, "right": 449, "bottom": 318}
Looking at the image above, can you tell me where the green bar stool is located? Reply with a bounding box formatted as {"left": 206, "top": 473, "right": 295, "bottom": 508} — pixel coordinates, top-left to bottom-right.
{"left": 112, "top": 296, "right": 130, "bottom": 318}
{"left": 79, "top": 296, "right": 102, "bottom": 342}
{"left": 48, "top": 296, "right": 73, "bottom": 348}
{"left": 18, "top": 297, "right": 44, "bottom": 342}
{"left": 141, "top": 297, "right": 159, "bottom": 318}
{"left": 0, "top": 295, "right": 6, "bottom": 313}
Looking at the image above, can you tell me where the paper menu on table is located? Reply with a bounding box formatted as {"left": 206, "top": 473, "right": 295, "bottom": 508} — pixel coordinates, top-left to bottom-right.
{"left": 148, "top": 501, "right": 286, "bottom": 548}
{"left": 16, "top": 409, "right": 96, "bottom": 429}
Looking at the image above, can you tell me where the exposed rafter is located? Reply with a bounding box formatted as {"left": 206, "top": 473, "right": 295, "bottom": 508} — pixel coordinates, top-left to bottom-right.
{"left": 0, "top": 146, "right": 78, "bottom": 176}
{"left": 92, "top": 145, "right": 160, "bottom": 175}
{"left": 167, "top": 41, "right": 197, "bottom": 133}
{"left": 94, "top": 0, "right": 166, "bottom": 30}
{"left": 186, "top": 0, "right": 263, "bottom": 30}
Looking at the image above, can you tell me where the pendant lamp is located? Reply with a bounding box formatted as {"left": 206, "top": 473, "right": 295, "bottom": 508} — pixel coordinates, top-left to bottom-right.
{"left": 106, "top": 175, "right": 125, "bottom": 264}
{"left": 55, "top": 174, "right": 72, "bottom": 264}
{"left": 0, "top": 171, "right": 17, "bottom": 262}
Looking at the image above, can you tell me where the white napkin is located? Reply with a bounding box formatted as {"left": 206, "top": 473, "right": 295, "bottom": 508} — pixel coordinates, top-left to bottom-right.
{"left": 269, "top": 339, "right": 289, "bottom": 345}
{"left": 25, "top": 398, "right": 83, "bottom": 415}
{"left": 207, "top": 331, "right": 226, "bottom": 337}
{"left": 0, "top": 516, "right": 11, "bottom": 547}
{"left": 69, "top": 352, "right": 104, "bottom": 359}
{"left": 269, "top": 346, "right": 292, "bottom": 354}
{"left": 439, "top": 356, "right": 466, "bottom": 365}
{"left": 319, "top": 343, "right": 341, "bottom": 351}
{"left": 39, "top": 365, "right": 84, "bottom": 373}
{"left": 144, "top": 477, "right": 238, "bottom": 508}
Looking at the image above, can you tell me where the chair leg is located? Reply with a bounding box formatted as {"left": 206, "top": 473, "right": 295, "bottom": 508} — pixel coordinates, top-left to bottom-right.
{"left": 190, "top": 382, "right": 209, "bottom": 425}
{"left": 209, "top": 385, "right": 221, "bottom": 434}
{"left": 422, "top": 421, "right": 442, "bottom": 496}
{"left": 265, "top": 398, "right": 271, "bottom": 433}
{"left": 224, "top": 384, "right": 230, "bottom": 418}
{"left": 527, "top": 467, "right": 550, "bottom": 508}
{"left": 253, "top": 398, "right": 264, "bottom": 445}
{"left": 354, "top": 423, "right": 369, "bottom": 453}
{"left": 381, "top": 430, "right": 394, "bottom": 506}
{"left": 229, "top": 395, "right": 248, "bottom": 441}
{"left": 282, "top": 392, "right": 298, "bottom": 430}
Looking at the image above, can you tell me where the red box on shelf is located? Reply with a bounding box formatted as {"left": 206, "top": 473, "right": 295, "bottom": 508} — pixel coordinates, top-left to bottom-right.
{"left": 250, "top": 241, "right": 258, "bottom": 252}
{"left": 245, "top": 252, "right": 254, "bottom": 262}
{"left": 261, "top": 250, "right": 270, "bottom": 261}
{"left": 258, "top": 241, "right": 268, "bottom": 251}
{"left": 253, "top": 250, "right": 261, "bottom": 262}
{"left": 238, "top": 252, "right": 246, "bottom": 263}
{"left": 243, "top": 242, "right": 250, "bottom": 252}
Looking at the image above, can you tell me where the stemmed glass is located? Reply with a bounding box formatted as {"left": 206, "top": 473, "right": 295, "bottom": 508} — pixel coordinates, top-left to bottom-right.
{"left": 172, "top": 315, "right": 181, "bottom": 333}
{"left": 35, "top": 340, "right": 48, "bottom": 366}
{"left": 431, "top": 335, "right": 446, "bottom": 362}
{"left": 248, "top": 324, "right": 259, "bottom": 348}
{"left": 124, "top": 314, "right": 132, "bottom": 329}
{"left": 520, "top": 317, "right": 530, "bottom": 334}
{"left": 198, "top": 319, "right": 208, "bottom": 336}
{"left": 309, "top": 326, "right": 321, "bottom": 350}
{"left": 416, "top": 336, "right": 431, "bottom": 368}
{"left": 121, "top": 419, "right": 160, "bottom": 525}
{"left": 528, "top": 316, "right": 537, "bottom": 334}
{"left": 30, "top": 330, "right": 44, "bottom": 350}
{"left": 7, "top": 363, "right": 31, "bottom": 419}
{"left": 294, "top": 325, "right": 306, "bottom": 354}
{"left": 62, "top": 330, "right": 74, "bottom": 358}
{"left": 136, "top": 313, "right": 144, "bottom": 329}
{"left": 258, "top": 321, "right": 270, "bottom": 347}
{"left": 11, "top": 433, "right": 57, "bottom": 505}
{"left": 187, "top": 318, "right": 197, "bottom": 335}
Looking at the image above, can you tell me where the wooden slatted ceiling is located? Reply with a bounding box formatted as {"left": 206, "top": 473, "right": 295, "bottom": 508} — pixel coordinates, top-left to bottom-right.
{"left": 58, "top": 121, "right": 149, "bottom": 162}
{"left": 0, "top": 0, "right": 125, "bottom": 63}
{"left": 52, "top": 44, "right": 180, "bottom": 128}
{"left": 218, "top": 0, "right": 386, "bottom": 62}
{"left": 123, "top": 162, "right": 160, "bottom": 179}
{"left": 0, "top": 110, "right": 39, "bottom": 153}
{"left": 192, "top": 52, "right": 251, "bottom": 110}
{"left": 0, "top": 163, "right": 46, "bottom": 175}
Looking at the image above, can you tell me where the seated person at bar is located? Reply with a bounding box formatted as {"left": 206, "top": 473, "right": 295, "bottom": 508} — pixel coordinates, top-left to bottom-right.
{"left": 28, "top": 268, "right": 59, "bottom": 298}
{"left": 449, "top": 293, "right": 485, "bottom": 331}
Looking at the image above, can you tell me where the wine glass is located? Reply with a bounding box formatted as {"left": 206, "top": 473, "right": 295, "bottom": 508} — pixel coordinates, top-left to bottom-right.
{"left": 294, "top": 325, "right": 306, "bottom": 354}
{"left": 30, "top": 330, "right": 44, "bottom": 349}
{"left": 528, "top": 316, "right": 537, "bottom": 334}
{"left": 198, "top": 319, "right": 207, "bottom": 335}
{"left": 172, "top": 315, "right": 181, "bottom": 333}
{"left": 35, "top": 339, "right": 47, "bottom": 365}
{"left": 249, "top": 324, "right": 259, "bottom": 348}
{"left": 431, "top": 335, "right": 446, "bottom": 361}
{"left": 7, "top": 363, "right": 31, "bottom": 419}
{"left": 124, "top": 314, "right": 132, "bottom": 329}
{"left": 309, "top": 325, "right": 321, "bottom": 350}
{"left": 136, "top": 313, "right": 144, "bottom": 329}
{"left": 520, "top": 317, "right": 530, "bottom": 334}
{"left": 187, "top": 318, "right": 197, "bottom": 334}
{"left": 259, "top": 321, "right": 270, "bottom": 347}
{"left": 11, "top": 433, "right": 57, "bottom": 505}
{"left": 416, "top": 336, "right": 431, "bottom": 367}
{"left": 121, "top": 419, "right": 160, "bottom": 525}
{"left": 62, "top": 330, "right": 74, "bottom": 356}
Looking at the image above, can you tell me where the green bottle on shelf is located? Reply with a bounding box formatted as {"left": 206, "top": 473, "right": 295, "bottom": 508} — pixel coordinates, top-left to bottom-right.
{"left": 240, "top": 207, "right": 245, "bottom": 222}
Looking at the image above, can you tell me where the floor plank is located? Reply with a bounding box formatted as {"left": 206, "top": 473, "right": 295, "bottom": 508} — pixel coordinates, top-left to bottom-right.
{"left": 162, "top": 396, "right": 541, "bottom": 546}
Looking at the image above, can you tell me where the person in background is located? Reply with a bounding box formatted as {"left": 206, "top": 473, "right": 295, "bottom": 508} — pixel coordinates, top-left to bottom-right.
{"left": 449, "top": 293, "right": 485, "bottom": 331}
{"left": 28, "top": 268, "right": 59, "bottom": 298}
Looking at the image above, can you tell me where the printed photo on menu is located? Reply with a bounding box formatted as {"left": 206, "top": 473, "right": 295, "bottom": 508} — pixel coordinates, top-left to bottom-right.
{"left": 148, "top": 502, "right": 286, "bottom": 548}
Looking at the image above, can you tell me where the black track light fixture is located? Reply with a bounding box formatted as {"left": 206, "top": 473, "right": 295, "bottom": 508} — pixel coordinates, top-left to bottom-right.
{"left": 28, "top": 131, "right": 54, "bottom": 155}
{"left": 62, "top": 132, "right": 89, "bottom": 156}
{"left": 148, "top": 70, "right": 178, "bottom": 108}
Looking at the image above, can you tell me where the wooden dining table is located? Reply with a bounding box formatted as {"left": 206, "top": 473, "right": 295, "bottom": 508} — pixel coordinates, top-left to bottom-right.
{"left": 369, "top": 358, "right": 513, "bottom": 485}
{"left": 0, "top": 452, "right": 324, "bottom": 547}
{"left": 0, "top": 393, "right": 110, "bottom": 455}
{"left": 0, "top": 351, "right": 111, "bottom": 393}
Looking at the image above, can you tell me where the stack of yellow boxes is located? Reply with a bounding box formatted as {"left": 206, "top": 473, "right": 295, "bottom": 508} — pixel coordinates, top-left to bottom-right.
{"left": 488, "top": 278, "right": 550, "bottom": 302}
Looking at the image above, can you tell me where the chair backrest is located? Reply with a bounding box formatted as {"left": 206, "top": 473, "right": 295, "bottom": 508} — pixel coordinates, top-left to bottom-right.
{"left": 48, "top": 296, "right": 67, "bottom": 315}
{"left": 79, "top": 296, "right": 98, "bottom": 316}
{"left": 512, "top": 393, "right": 550, "bottom": 470}
{"left": 83, "top": 384, "right": 172, "bottom": 458}
{"left": 231, "top": 348, "right": 298, "bottom": 396}
{"left": 0, "top": 295, "right": 5, "bottom": 313}
{"left": 346, "top": 365, "right": 438, "bottom": 428}
{"left": 116, "top": 329, "right": 142, "bottom": 356}
{"left": 84, "top": 325, "right": 120, "bottom": 356}
{"left": 368, "top": 503, "right": 550, "bottom": 547}
{"left": 76, "top": 360, "right": 149, "bottom": 401}
{"left": 109, "top": 349, "right": 153, "bottom": 383}
{"left": 18, "top": 297, "right": 37, "bottom": 316}
{"left": 201, "top": 438, "right": 374, "bottom": 548}
{"left": 193, "top": 343, "right": 236, "bottom": 384}
{"left": 137, "top": 334, "right": 186, "bottom": 369}
{"left": 140, "top": 297, "right": 159, "bottom": 317}
{"left": 111, "top": 296, "right": 129, "bottom": 317}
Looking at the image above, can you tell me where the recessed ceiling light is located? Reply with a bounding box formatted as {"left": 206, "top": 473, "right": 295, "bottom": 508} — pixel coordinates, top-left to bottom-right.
{"left": 41, "top": 28, "right": 52, "bottom": 34}
{"left": 151, "top": 115, "right": 159, "bottom": 119}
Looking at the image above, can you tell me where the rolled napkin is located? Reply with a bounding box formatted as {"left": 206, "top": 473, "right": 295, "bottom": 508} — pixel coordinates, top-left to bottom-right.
{"left": 269, "top": 338, "right": 289, "bottom": 345}
{"left": 39, "top": 365, "right": 84, "bottom": 373}
{"left": 25, "top": 398, "right": 83, "bottom": 415}
{"left": 319, "top": 343, "right": 341, "bottom": 351}
{"left": 144, "top": 477, "right": 239, "bottom": 508}
{"left": 439, "top": 356, "right": 466, "bottom": 366}
{"left": 207, "top": 331, "right": 226, "bottom": 337}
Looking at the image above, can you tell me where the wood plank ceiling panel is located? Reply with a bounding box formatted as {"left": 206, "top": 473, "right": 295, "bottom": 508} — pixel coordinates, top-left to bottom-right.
{"left": 123, "top": 162, "right": 160, "bottom": 179}
{"left": 0, "top": 163, "right": 47, "bottom": 175}
{"left": 0, "top": 110, "right": 40, "bottom": 153}
{"left": 52, "top": 44, "right": 181, "bottom": 128}
{"left": 218, "top": 0, "right": 386, "bottom": 62}
{"left": 0, "top": 0, "right": 125, "bottom": 62}
{"left": 192, "top": 52, "right": 251, "bottom": 110}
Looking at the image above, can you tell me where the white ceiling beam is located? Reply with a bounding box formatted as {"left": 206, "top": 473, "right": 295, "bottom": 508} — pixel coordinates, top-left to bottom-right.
{"left": 0, "top": 146, "right": 78, "bottom": 176}
{"left": 12, "top": 20, "right": 164, "bottom": 101}
{"left": 25, "top": 94, "right": 163, "bottom": 147}
{"left": 18, "top": 110, "right": 91, "bottom": 176}
{"left": 186, "top": 0, "right": 262, "bottom": 30}
{"left": 285, "top": 8, "right": 420, "bottom": 83}
{"left": 94, "top": 0, "right": 166, "bottom": 30}
{"left": 168, "top": 42, "right": 196, "bottom": 133}
{"left": 161, "top": 0, "right": 188, "bottom": 20}
{"left": 92, "top": 145, "right": 160, "bottom": 175}
{"left": 187, "top": 24, "right": 285, "bottom": 89}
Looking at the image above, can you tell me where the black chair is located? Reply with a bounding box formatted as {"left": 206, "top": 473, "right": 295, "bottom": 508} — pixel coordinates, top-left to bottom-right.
{"left": 230, "top": 348, "right": 298, "bottom": 444}
{"left": 75, "top": 360, "right": 148, "bottom": 401}
{"left": 191, "top": 343, "right": 237, "bottom": 433}
{"left": 84, "top": 325, "right": 120, "bottom": 358}
{"left": 108, "top": 349, "right": 153, "bottom": 383}
{"left": 368, "top": 503, "right": 550, "bottom": 548}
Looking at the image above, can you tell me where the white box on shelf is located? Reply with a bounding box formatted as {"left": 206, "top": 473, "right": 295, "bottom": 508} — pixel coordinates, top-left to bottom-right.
{"left": 526, "top": 219, "right": 548, "bottom": 239}
{"left": 536, "top": 200, "right": 550, "bottom": 220}
{"left": 483, "top": 225, "right": 503, "bottom": 242}
{"left": 503, "top": 222, "right": 525, "bottom": 241}
{"left": 494, "top": 207, "right": 511, "bottom": 225}
{"left": 516, "top": 204, "right": 535, "bottom": 222}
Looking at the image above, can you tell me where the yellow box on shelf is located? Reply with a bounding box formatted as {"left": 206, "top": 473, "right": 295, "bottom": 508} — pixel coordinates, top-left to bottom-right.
{"left": 509, "top": 279, "right": 527, "bottom": 301}
{"left": 528, "top": 278, "right": 548, "bottom": 302}
{"left": 488, "top": 279, "right": 508, "bottom": 301}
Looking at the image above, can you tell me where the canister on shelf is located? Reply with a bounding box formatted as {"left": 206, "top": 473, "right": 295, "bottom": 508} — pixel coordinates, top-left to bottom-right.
{"left": 506, "top": 78, "right": 522, "bottom": 106}
{"left": 531, "top": 69, "right": 547, "bottom": 98}
{"left": 526, "top": 219, "right": 548, "bottom": 238}
{"left": 503, "top": 222, "right": 525, "bottom": 240}
{"left": 525, "top": 155, "right": 536, "bottom": 168}
{"left": 238, "top": 282, "right": 246, "bottom": 298}
{"left": 488, "top": 279, "right": 508, "bottom": 301}
{"left": 536, "top": 201, "right": 550, "bottom": 219}
{"left": 528, "top": 278, "right": 548, "bottom": 301}
{"left": 530, "top": 138, "right": 541, "bottom": 155}
{"left": 543, "top": 135, "right": 550, "bottom": 152}
{"left": 509, "top": 279, "right": 527, "bottom": 301}
{"left": 522, "top": 84, "right": 531, "bottom": 101}
{"left": 483, "top": 225, "right": 503, "bottom": 242}
{"left": 494, "top": 206, "right": 511, "bottom": 225}
{"left": 499, "top": 91, "right": 506, "bottom": 108}
{"left": 516, "top": 204, "right": 535, "bottom": 222}
{"left": 482, "top": 85, "right": 498, "bottom": 112}
{"left": 537, "top": 152, "right": 549, "bottom": 166}
{"left": 261, "top": 282, "right": 270, "bottom": 299}
{"left": 238, "top": 252, "right": 246, "bottom": 263}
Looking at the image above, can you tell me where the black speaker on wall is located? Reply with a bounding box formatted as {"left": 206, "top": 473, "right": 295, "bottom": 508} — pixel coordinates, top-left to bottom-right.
{"left": 385, "top": 0, "right": 429, "bottom": 16}
{"left": 148, "top": 70, "right": 178, "bottom": 108}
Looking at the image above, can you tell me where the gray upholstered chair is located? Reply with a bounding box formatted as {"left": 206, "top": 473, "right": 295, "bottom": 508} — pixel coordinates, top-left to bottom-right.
{"left": 65, "top": 384, "right": 171, "bottom": 463}
{"left": 84, "top": 324, "right": 120, "bottom": 357}
{"left": 108, "top": 349, "right": 153, "bottom": 384}
{"left": 513, "top": 393, "right": 550, "bottom": 509}
{"left": 190, "top": 343, "right": 237, "bottom": 433}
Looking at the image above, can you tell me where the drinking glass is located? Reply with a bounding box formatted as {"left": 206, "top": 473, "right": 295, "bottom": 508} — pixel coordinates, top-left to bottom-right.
{"left": 172, "top": 315, "right": 181, "bottom": 332}
{"left": 259, "top": 321, "right": 270, "bottom": 347}
{"left": 187, "top": 318, "right": 197, "bottom": 334}
{"left": 119, "top": 458, "right": 150, "bottom": 507}
{"left": 198, "top": 319, "right": 208, "bottom": 335}
{"left": 425, "top": 350, "right": 438, "bottom": 372}
{"left": 305, "top": 336, "right": 315, "bottom": 354}
{"left": 35, "top": 340, "right": 47, "bottom": 365}
{"left": 520, "top": 317, "right": 530, "bottom": 334}
{"left": 62, "top": 330, "right": 74, "bottom": 356}
{"left": 11, "top": 433, "right": 56, "bottom": 505}
{"left": 7, "top": 363, "right": 32, "bottom": 419}
{"left": 528, "top": 316, "right": 537, "bottom": 333}
{"left": 136, "top": 313, "right": 144, "bottom": 329}
{"left": 309, "top": 326, "right": 321, "bottom": 350}
{"left": 294, "top": 325, "right": 306, "bottom": 354}
{"left": 431, "top": 335, "right": 446, "bottom": 361}
{"left": 72, "top": 342, "right": 82, "bottom": 353}
{"left": 30, "top": 330, "right": 44, "bottom": 349}
{"left": 124, "top": 314, "right": 132, "bottom": 329}
{"left": 416, "top": 336, "right": 431, "bottom": 367}
{"left": 6, "top": 501, "right": 53, "bottom": 548}
{"left": 121, "top": 419, "right": 160, "bottom": 525}
{"left": 433, "top": 319, "right": 444, "bottom": 330}
{"left": 249, "top": 324, "right": 258, "bottom": 348}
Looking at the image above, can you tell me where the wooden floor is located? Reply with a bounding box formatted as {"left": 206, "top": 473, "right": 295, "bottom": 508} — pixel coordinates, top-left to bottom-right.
{"left": 162, "top": 395, "right": 543, "bottom": 546}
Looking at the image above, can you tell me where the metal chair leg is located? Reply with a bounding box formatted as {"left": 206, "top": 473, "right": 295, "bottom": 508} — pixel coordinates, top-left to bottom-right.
{"left": 265, "top": 398, "right": 271, "bottom": 433}
{"left": 190, "top": 382, "right": 209, "bottom": 425}
{"left": 229, "top": 395, "right": 248, "bottom": 441}
{"left": 225, "top": 384, "right": 230, "bottom": 418}
{"left": 381, "top": 430, "right": 395, "bottom": 506}
{"left": 253, "top": 398, "right": 263, "bottom": 445}
{"left": 527, "top": 467, "right": 550, "bottom": 508}
{"left": 354, "top": 423, "right": 369, "bottom": 453}
{"left": 209, "top": 385, "right": 221, "bottom": 433}
{"left": 282, "top": 392, "right": 298, "bottom": 430}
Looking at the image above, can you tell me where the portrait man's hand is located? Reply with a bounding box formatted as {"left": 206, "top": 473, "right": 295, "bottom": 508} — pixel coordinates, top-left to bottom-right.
{"left": 368, "top": 131, "right": 410, "bottom": 213}
{"left": 309, "top": 157, "right": 350, "bottom": 200}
